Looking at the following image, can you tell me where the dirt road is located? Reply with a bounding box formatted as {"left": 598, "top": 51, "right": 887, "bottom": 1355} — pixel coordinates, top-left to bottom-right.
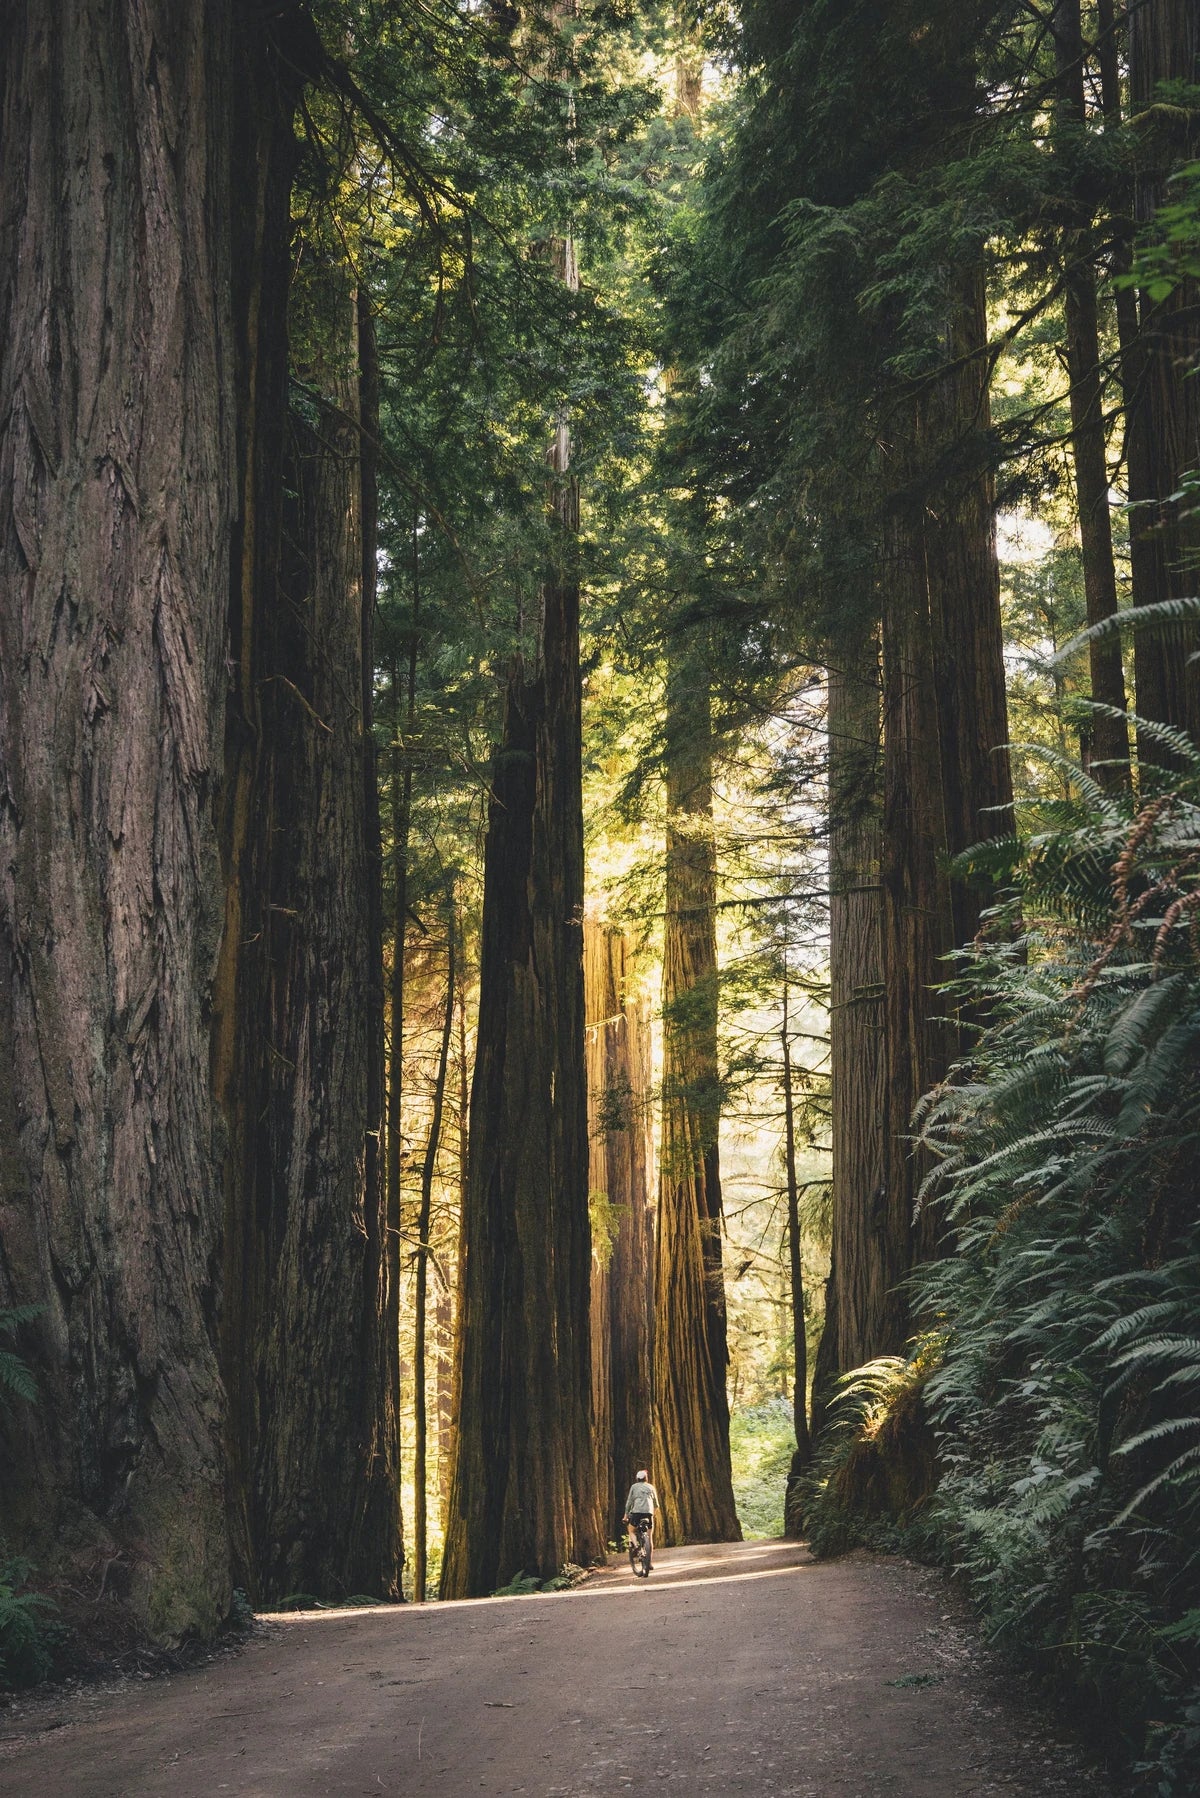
{"left": 1, "top": 1541, "right": 1113, "bottom": 1796}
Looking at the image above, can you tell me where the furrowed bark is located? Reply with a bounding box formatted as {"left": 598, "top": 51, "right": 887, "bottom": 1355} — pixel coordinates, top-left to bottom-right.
{"left": 218, "top": 251, "right": 400, "bottom": 1602}
{"left": 877, "top": 271, "right": 1013, "bottom": 1334}
{"left": 813, "top": 658, "right": 887, "bottom": 1417}
{"left": 0, "top": 0, "right": 235, "bottom": 1639}
{"left": 654, "top": 669, "right": 741, "bottom": 1545}
{"left": 442, "top": 234, "right": 603, "bottom": 1597}
{"left": 585, "top": 923, "right": 655, "bottom": 1540}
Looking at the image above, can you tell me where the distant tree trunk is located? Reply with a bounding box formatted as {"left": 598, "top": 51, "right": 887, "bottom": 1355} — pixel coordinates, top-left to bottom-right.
{"left": 1127, "top": 0, "right": 1200, "bottom": 744}
{"left": 0, "top": 0, "right": 236, "bottom": 1641}
{"left": 1052, "top": 0, "right": 1129, "bottom": 781}
{"left": 442, "top": 235, "right": 603, "bottom": 1597}
{"left": 385, "top": 529, "right": 419, "bottom": 1531}
{"left": 217, "top": 252, "right": 400, "bottom": 1602}
{"left": 585, "top": 923, "right": 655, "bottom": 1540}
{"left": 781, "top": 971, "right": 811, "bottom": 1536}
{"left": 812, "top": 659, "right": 887, "bottom": 1429}
{"left": 654, "top": 668, "right": 741, "bottom": 1545}
{"left": 413, "top": 894, "right": 455, "bottom": 1601}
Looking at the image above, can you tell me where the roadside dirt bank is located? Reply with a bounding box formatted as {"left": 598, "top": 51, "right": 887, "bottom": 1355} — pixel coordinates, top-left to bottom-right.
{"left": 0, "top": 1540, "right": 1117, "bottom": 1796}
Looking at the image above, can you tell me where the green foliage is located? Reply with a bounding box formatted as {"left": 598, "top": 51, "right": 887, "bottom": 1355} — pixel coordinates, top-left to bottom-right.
{"left": 729, "top": 1399, "right": 796, "bottom": 1539}
{"left": 0, "top": 1305, "right": 41, "bottom": 1406}
{"left": 801, "top": 1340, "right": 943, "bottom": 1559}
{"left": 0, "top": 1556, "right": 62, "bottom": 1689}
{"left": 909, "top": 712, "right": 1200, "bottom": 1789}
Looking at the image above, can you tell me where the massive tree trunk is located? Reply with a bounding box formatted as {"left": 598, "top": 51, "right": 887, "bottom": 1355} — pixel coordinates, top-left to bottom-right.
{"left": 216, "top": 247, "right": 400, "bottom": 1603}
{"left": 1052, "top": 0, "right": 1129, "bottom": 780}
{"left": 1127, "top": 0, "right": 1200, "bottom": 743}
{"left": 877, "top": 270, "right": 1013, "bottom": 1339}
{"left": 585, "top": 922, "right": 655, "bottom": 1540}
{"left": 442, "top": 239, "right": 603, "bottom": 1597}
{"left": 654, "top": 669, "right": 741, "bottom": 1545}
{"left": 0, "top": 0, "right": 235, "bottom": 1640}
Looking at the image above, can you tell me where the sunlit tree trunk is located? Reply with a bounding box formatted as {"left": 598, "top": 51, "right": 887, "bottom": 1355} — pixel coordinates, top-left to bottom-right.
{"left": 586, "top": 923, "right": 655, "bottom": 1539}
{"left": 442, "top": 230, "right": 603, "bottom": 1596}
{"left": 781, "top": 969, "right": 812, "bottom": 1535}
{"left": 654, "top": 669, "right": 741, "bottom": 1545}
{"left": 0, "top": 0, "right": 236, "bottom": 1642}
{"left": 413, "top": 894, "right": 455, "bottom": 1601}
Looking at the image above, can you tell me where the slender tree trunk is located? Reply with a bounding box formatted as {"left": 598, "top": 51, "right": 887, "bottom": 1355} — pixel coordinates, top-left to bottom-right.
{"left": 413, "top": 894, "right": 455, "bottom": 1601}
{"left": 354, "top": 287, "right": 399, "bottom": 1600}
{"left": 0, "top": 0, "right": 236, "bottom": 1642}
{"left": 813, "top": 659, "right": 887, "bottom": 1426}
{"left": 781, "top": 971, "right": 811, "bottom": 1536}
{"left": 385, "top": 533, "right": 419, "bottom": 1534}
{"left": 442, "top": 231, "right": 603, "bottom": 1596}
{"left": 1127, "top": 0, "right": 1200, "bottom": 744}
{"left": 1052, "top": 0, "right": 1129, "bottom": 780}
{"left": 654, "top": 669, "right": 741, "bottom": 1545}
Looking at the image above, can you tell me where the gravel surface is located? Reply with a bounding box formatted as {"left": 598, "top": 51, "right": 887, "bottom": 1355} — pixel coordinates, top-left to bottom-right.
{"left": 0, "top": 1540, "right": 1119, "bottom": 1796}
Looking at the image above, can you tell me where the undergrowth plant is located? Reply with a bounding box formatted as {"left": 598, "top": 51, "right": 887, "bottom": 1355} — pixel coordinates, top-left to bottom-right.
{"left": 0, "top": 1304, "right": 64, "bottom": 1688}
{"left": 803, "top": 694, "right": 1200, "bottom": 1790}
{"left": 914, "top": 708, "right": 1200, "bottom": 1790}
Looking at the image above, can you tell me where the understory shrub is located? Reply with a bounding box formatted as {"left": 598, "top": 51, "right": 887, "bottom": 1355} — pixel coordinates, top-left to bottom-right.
{"left": 0, "top": 1556, "right": 62, "bottom": 1687}
{"left": 808, "top": 704, "right": 1200, "bottom": 1790}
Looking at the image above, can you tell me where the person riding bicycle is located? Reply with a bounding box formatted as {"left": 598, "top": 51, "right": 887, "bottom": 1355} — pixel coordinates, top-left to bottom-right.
{"left": 622, "top": 1469, "right": 660, "bottom": 1551}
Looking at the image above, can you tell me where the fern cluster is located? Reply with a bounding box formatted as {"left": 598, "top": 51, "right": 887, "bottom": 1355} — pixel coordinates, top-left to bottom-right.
{"left": 913, "top": 723, "right": 1200, "bottom": 1787}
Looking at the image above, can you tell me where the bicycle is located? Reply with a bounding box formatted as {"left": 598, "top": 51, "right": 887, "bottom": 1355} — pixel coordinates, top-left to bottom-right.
{"left": 626, "top": 1516, "right": 653, "bottom": 1577}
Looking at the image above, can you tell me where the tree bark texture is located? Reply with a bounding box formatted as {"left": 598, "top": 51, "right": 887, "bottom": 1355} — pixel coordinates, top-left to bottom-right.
{"left": 877, "top": 273, "right": 1013, "bottom": 1338}
{"left": 585, "top": 922, "right": 655, "bottom": 1540}
{"left": 1127, "top": 0, "right": 1200, "bottom": 744}
{"left": 216, "top": 251, "right": 400, "bottom": 1603}
{"left": 0, "top": 0, "right": 235, "bottom": 1641}
{"left": 1052, "top": 0, "right": 1130, "bottom": 779}
{"left": 442, "top": 276, "right": 603, "bottom": 1594}
{"left": 816, "top": 661, "right": 888, "bottom": 1397}
{"left": 653, "top": 671, "right": 741, "bottom": 1545}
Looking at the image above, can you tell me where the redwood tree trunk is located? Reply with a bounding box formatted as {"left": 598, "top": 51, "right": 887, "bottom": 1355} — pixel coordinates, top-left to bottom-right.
{"left": 1053, "top": 0, "right": 1129, "bottom": 779}
{"left": 814, "top": 658, "right": 888, "bottom": 1408}
{"left": 876, "top": 272, "right": 1013, "bottom": 1334}
{"left": 0, "top": 0, "right": 235, "bottom": 1640}
{"left": 654, "top": 669, "right": 741, "bottom": 1544}
{"left": 442, "top": 249, "right": 603, "bottom": 1594}
{"left": 585, "top": 923, "right": 655, "bottom": 1540}
{"left": 217, "top": 253, "right": 400, "bottom": 1602}
{"left": 413, "top": 894, "right": 455, "bottom": 1601}
{"left": 1127, "top": 0, "right": 1200, "bottom": 743}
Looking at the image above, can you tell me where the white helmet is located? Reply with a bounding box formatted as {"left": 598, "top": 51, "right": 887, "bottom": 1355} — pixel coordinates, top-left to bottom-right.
{"left": 636, "top": 1469, "right": 648, "bottom": 1480}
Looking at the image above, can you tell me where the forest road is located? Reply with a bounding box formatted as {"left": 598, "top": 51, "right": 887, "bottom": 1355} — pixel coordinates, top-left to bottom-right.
{"left": 1, "top": 1540, "right": 1115, "bottom": 1797}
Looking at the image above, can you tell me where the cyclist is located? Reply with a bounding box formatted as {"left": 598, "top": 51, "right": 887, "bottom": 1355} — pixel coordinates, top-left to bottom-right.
{"left": 622, "top": 1468, "right": 660, "bottom": 1560}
